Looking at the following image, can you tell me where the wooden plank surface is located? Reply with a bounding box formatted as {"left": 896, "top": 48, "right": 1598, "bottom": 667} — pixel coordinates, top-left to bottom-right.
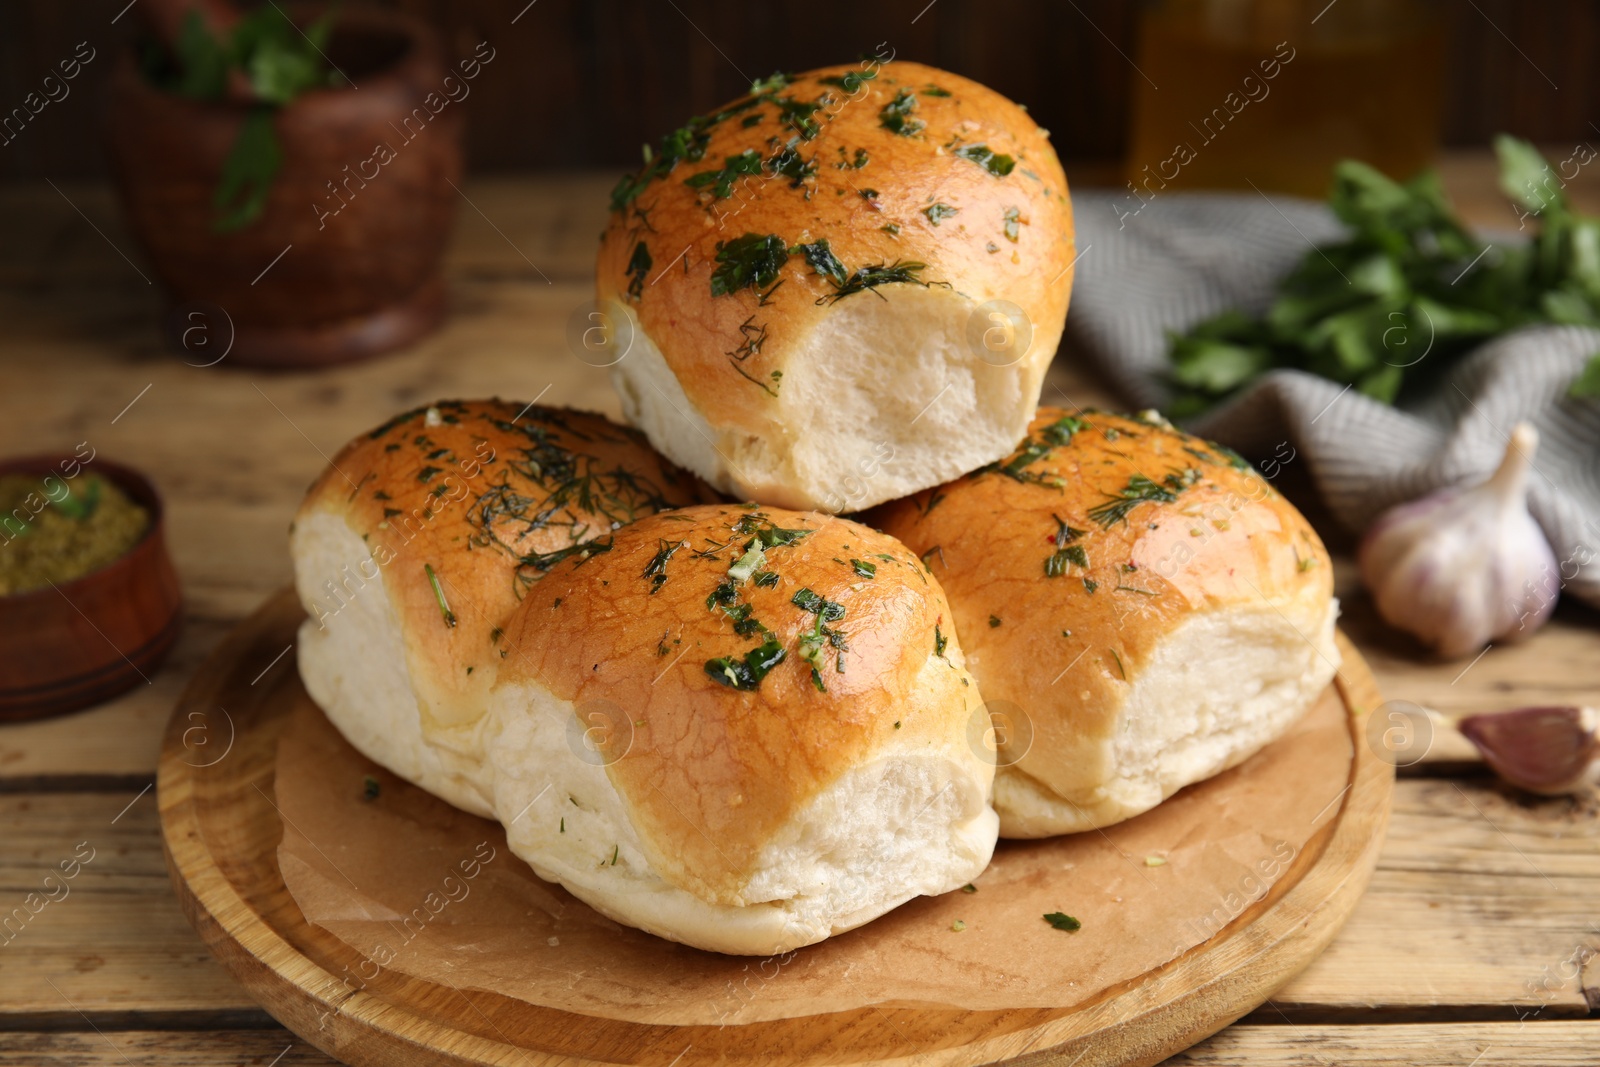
{"left": 2, "top": 779, "right": 1594, "bottom": 1024}
{"left": 1, "top": 157, "right": 1598, "bottom": 1064}
{"left": 4, "top": 1021, "right": 1600, "bottom": 1066}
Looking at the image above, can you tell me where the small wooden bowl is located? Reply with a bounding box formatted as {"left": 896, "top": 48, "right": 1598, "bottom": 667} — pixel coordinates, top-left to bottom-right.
{"left": 0, "top": 457, "right": 182, "bottom": 722}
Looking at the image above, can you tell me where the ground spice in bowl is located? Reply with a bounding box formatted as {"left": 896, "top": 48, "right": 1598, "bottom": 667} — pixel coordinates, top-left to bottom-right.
{"left": 0, "top": 473, "right": 152, "bottom": 595}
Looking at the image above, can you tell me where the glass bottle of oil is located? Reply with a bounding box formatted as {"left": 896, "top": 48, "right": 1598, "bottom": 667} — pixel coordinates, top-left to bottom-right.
{"left": 1126, "top": 0, "right": 1444, "bottom": 199}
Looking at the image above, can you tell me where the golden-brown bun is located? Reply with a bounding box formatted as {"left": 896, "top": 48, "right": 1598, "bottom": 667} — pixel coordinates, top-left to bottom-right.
{"left": 290, "top": 400, "right": 715, "bottom": 816}
{"left": 872, "top": 409, "right": 1338, "bottom": 836}
{"left": 486, "top": 504, "right": 997, "bottom": 954}
{"left": 597, "top": 60, "right": 1074, "bottom": 512}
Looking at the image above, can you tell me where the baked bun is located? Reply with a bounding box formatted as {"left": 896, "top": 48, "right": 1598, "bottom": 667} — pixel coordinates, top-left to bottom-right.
{"left": 873, "top": 409, "right": 1338, "bottom": 837}
{"left": 290, "top": 400, "right": 714, "bottom": 817}
{"left": 485, "top": 504, "right": 997, "bottom": 954}
{"left": 597, "top": 60, "right": 1074, "bottom": 513}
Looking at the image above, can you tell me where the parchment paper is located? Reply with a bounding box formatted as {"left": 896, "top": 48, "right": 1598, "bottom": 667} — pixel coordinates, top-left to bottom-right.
{"left": 275, "top": 684, "right": 1353, "bottom": 1025}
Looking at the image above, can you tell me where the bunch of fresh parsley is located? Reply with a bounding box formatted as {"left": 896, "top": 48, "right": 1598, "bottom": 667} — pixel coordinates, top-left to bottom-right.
{"left": 1167, "top": 136, "right": 1600, "bottom": 415}
{"left": 143, "top": 6, "right": 342, "bottom": 231}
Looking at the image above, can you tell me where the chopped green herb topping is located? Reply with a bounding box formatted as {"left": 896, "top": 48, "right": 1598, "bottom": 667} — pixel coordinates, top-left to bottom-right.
{"left": 705, "top": 637, "right": 787, "bottom": 691}
{"left": 989, "top": 414, "right": 1088, "bottom": 482}
{"left": 711, "top": 233, "right": 791, "bottom": 297}
{"left": 792, "top": 587, "right": 846, "bottom": 621}
{"left": 770, "top": 92, "right": 829, "bottom": 140}
{"left": 1003, "top": 206, "right": 1022, "bottom": 242}
{"left": 684, "top": 149, "right": 765, "bottom": 198}
{"left": 954, "top": 143, "right": 1016, "bottom": 177}
{"left": 626, "top": 240, "right": 652, "bottom": 300}
{"left": 819, "top": 260, "right": 932, "bottom": 305}
{"left": 1045, "top": 544, "right": 1088, "bottom": 577}
{"left": 416, "top": 465, "right": 442, "bottom": 483}
{"left": 879, "top": 89, "right": 924, "bottom": 136}
{"left": 922, "top": 84, "right": 952, "bottom": 97}
{"left": 988, "top": 615, "right": 1002, "bottom": 628}
{"left": 793, "top": 587, "right": 849, "bottom": 692}
{"left": 366, "top": 406, "right": 428, "bottom": 440}
{"left": 457, "top": 407, "right": 681, "bottom": 589}
{"left": 923, "top": 202, "right": 959, "bottom": 226}
{"left": 819, "top": 68, "right": 878, "bottom": 93}
{"left": 642, "top": 538, "right": 685, "bottom": 593}
{"left": 608, "top": 96, "right": 762, "bottom": 212}
{"left": 1043, "top": 515, "right": 1089, "bottom": 578}
{"left": 750, "top": 72, "right": 790, "bottom": 94}
{"left": 1087, "top": 471, "right": 1198, "bottom": 528}
{"left": 734, "top": 512, "right": 812, "bottom": 548}
{"left": 792, "top": 238, "right": 849, "bottom": 288}
{"left": 424, "top": 563, "right": 457, "bottom": 628}
{"left": 1043, "top": 912, "right": 1081, "bottom": 932}
{"left": 706, "top": 580, "right": 739, "bottom": 609}
{"left": 850, "top": 558, "right": 876, "bottom": 579}
{"left": 793, "top": 238, "right": 936, "bottom": 305}
{"left": 765, "top": 140, "right": 819, "bottom": 188}
{"left": 708, "top": 581, "right": 768, "bottom": 638}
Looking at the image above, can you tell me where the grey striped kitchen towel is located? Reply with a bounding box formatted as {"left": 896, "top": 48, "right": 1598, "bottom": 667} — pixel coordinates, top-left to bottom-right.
{"left": 1066, "top": 189, "right": 1600, "bottom": 610}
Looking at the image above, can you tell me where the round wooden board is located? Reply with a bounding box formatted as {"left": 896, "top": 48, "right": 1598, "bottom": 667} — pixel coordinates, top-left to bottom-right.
{"left": 159, "top": 589, "right": 1393, "bottom": 1067}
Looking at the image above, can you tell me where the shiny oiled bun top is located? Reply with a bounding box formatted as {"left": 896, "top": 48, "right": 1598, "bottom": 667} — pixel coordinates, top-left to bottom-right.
{"left": 294, "top": 400, "right": 716, "bottom": 728}
{"left": 596, "top": 60, "right": 1075, "bottom": 512}
{"left": 493, "top": 503, "right": 988, "bottom": 905}
{"left": 872, "top": 409, "right": 1336, "bottom": 832}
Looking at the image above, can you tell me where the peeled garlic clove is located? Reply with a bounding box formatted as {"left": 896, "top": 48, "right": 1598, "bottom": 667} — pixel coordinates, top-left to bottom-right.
{"left": 1457, "top": 705, "right": 1599, "bottom": 796}
{"left": 1359, "top": 423, "right": 1558, "bottom": 659}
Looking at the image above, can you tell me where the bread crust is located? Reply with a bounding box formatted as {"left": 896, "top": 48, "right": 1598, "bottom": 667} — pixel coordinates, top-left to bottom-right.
{"left": 596, "top": 61, "right": 1073, "bottom": 505}
{"left": 495, "top": 503, "right": 987, "bottom": 904}
{"left": 872, "top": 409, "right": 1335, "bottom": 830}
{"left": 294, "top": 400, "right": 717, "bottom": 729}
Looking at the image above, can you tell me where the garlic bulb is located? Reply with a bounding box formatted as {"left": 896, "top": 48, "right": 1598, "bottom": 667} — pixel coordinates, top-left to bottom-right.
{"left": 1359, "top": 423, "right": 1557, "bottom": 659}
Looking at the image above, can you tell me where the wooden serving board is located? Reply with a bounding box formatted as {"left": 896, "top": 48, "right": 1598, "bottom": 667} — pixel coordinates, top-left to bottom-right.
{"left": 158, "top": 589, "right": 1393, "bottom": 1067}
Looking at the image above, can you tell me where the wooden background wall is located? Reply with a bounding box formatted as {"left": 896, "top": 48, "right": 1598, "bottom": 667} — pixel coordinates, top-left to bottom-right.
{"left": 2, "top": 0, "right": 1598, "bottom": 181}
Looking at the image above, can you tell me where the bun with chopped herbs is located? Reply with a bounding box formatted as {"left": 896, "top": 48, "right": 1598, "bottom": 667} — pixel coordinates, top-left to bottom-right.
{"left": 290, "top": 400, "right": 715, "bottom": 818}
{"left": 872, "top": 409, "right": 1339, "bottom": 837}
{"left": 596, "top": 59, "right": 1074, "bottom": 513}
{"left": 484, "top": 503, "right": 997, "bottom": 954}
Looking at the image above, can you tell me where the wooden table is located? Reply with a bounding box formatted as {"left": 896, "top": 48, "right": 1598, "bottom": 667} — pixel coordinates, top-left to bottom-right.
{"left": 2, "top": 156, "right": 1597, "bottom": 1066}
